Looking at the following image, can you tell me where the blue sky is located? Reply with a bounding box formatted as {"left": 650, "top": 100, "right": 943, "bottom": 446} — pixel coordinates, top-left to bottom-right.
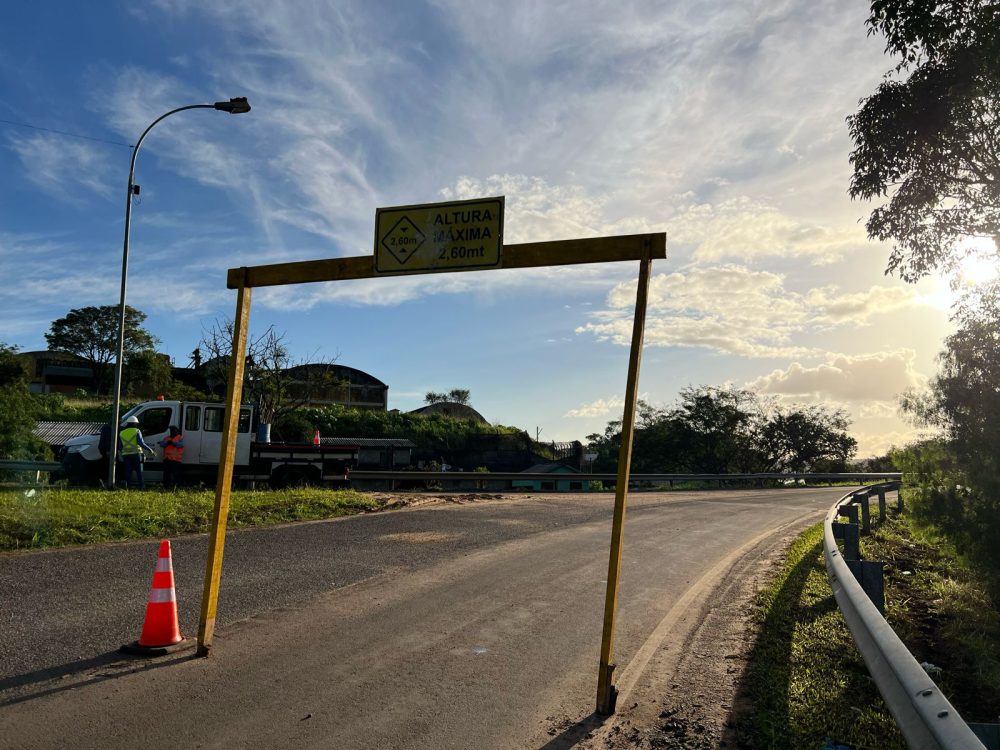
{"left": 0, "top": 0, "right": 969, "bottom": 455}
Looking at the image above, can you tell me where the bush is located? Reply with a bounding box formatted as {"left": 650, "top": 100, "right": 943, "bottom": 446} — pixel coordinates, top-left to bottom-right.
{"left": 272, "top": 412, "right": 314, "bottom": 442}
{"left": 893, "top": 439, "right": 1000, "bottom": 570}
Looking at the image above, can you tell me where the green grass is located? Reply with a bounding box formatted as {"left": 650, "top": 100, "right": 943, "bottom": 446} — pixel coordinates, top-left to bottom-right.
{"left": 741, "top": 522, "right": 905, "bottom": 749}
{"left": 743, "top": 506, "right": 1000, "bottom": 748}
{"left": 0, "top": 486, "right": 377, "bottom": 551}
{"left": 865, "top": 511, "right": 1000, "bottom": 724}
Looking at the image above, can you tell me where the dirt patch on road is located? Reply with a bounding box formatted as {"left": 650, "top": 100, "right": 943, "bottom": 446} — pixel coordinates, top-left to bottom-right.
{"left": 368, "top": 493, "right": 509, "bottom": 511}
{"left": 377, "top": 531, "right": 462, "bottom": 544}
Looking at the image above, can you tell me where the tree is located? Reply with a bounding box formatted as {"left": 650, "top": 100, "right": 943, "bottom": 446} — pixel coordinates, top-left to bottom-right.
{"left": 0, "top": 342, "right": 26, "bottom": 386}
{"left": 768, "top": 405, "right": 857, "bottom": 472}
{"left": 586, "top": 418, "right": 623, "bottom": 473}
{"left": 124, "top": 350, "right": 174, "bottom": 398}
{"left": 200, "top": 319, "right": 341, "bottom": 426}
{"left": 907, "top": 282, "right": 1000, "bottom": 469}
{"left": 672, "top": 386, "right": 769, "bottom": 473}
{"left": 586, "top": 388, "right": 857, "bottom": 475}
{"left": 848, "top": 0, "right": 1000, "bottom": 281}
{"left": 45, "top": 305, "right": 157, "bottom": 393}
{"left": 424, "top": 389, "right": 471, "bottom": 405}
{"left": 900, "top": 282, "right": 1000, "bottom": 563}
{"left": 0, "top": 343, "right": 45, "bottom": 460}
{"left": 447, "top": 389, "right": 471, "bottom": 405}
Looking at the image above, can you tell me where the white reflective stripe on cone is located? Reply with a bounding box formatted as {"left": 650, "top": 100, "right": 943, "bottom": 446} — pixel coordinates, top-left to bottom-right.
{"left": 155, "top": 557, "right": 172, "bottom": 572}
{"left": 148, "top": 588, "right": 177, "bottom": 603}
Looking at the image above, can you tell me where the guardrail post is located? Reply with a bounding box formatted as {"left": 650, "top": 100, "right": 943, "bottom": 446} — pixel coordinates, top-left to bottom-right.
{"left": 969, "top": 722, "right": 1000, "bottom": 749}
{"left": 847, "top": 559, "right": 885, "bottom": 614}
{"left": 897, "top": 489, "right": 904, "bottom": 513}
{"left": 859, "top": 494, "right": 871, "bottom": 535}
{"left": 842, "top": 504, "right": 859, "bottom": 527}
{"left": 878, "top": 487, "right": 887, "bottom": 523}
{"left": 842, "top": 522, "right": 860, "bottom": 561}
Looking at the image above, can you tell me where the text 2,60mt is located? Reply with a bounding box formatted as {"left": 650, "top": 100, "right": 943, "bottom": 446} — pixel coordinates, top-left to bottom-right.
{"left": 438, "top": 245, "right": 486, "bottom": 260}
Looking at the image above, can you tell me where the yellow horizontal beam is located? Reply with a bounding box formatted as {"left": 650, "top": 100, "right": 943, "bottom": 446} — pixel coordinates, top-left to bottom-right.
{"left": 227, "top": 233, "right": 666, "bottom": 289}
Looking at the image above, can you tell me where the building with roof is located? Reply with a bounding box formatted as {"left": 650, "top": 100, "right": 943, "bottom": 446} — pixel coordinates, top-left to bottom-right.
{"left": 320, "top": 437, "right": 414, "bottom": 468}
{"left": 195, "top": 360, "right": 389, "bottom": 411}
{"left": 19, "top": 351, "right": 95, "bottom": 394}
{"left": 511, "top": 463, "right": 591, "bottom": 492}
{"left": 284, "top": 364, "right": 388, "bottom": 410}
{"left": 33, "top": 422, "right": 104, "bottom": 455}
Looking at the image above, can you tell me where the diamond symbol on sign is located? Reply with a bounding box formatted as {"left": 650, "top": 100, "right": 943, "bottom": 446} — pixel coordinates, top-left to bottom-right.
{"left": 380, "top": 217, "right": 425, "bottom": 265}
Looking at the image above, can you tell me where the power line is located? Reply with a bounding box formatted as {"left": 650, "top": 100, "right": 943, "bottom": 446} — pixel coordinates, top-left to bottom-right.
{"left": 0, "top": 117, "right": 133, "bottom": 149}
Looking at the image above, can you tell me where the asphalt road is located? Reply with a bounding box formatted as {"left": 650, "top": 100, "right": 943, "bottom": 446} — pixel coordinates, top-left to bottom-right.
{"left": 0, "top": 487, "right": 848, "bottom": 748}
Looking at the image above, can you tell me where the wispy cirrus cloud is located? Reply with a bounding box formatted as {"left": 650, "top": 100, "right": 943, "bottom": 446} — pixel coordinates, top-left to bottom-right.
{"left": 7, "top": 133, "right": 115, "bottom": 201}
{"left": 671, "top": 198, "right": 867, "bottom": 265}
{"left": 576, "top": 266, "right": 927, "bottom": 359}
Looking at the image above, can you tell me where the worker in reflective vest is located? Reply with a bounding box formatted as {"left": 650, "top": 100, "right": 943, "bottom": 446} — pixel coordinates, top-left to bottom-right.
{"left": 118, "top": 416, "right": 154, "bottom": 489}
{"left": 158, "top": 426, "right": 185, "bottom": 490}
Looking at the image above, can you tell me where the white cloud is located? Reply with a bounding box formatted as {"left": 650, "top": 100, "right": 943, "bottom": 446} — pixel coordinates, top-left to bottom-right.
{"left": 857, "top": 401, "right": 900, "bottom": 419}
{"left": 853, "top": 428, "right": 936, "bottom": 459}
{"left": 565, "top": 395, "right": 625, "bottom": 418}
{"left": 442, "top": 175, "right": 612, "bottom": 243}
{"left": 7, "top": 134, "right": 114, "bottom": 200}
{"left": 576, "top": 265, "right": 930, "bottom": 358}
{"left": 670, "top": 198, "right": 866, "bottom": 265}
{"left": 805, "top": 285, "right": 921, "bottom": 325}
{"left": 747, "top": 350, "right": 927, "bottom": 402}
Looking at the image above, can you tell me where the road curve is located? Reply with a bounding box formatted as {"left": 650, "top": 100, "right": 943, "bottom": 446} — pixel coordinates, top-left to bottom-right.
{"left": 0, "top": 487, "right": 848, "bottom": 749}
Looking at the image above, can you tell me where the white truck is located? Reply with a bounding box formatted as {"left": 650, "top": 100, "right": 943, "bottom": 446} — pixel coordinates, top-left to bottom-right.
{"left": 60, "top": 400, "right": 357, "bottom": 488}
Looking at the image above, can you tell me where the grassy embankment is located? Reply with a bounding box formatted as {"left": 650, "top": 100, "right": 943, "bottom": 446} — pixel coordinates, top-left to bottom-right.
{"left": 742, "top": 507, "right": 1000, "bottom": 749}
{"left": 0, "top": 487, "right": 377, "bottom": 552}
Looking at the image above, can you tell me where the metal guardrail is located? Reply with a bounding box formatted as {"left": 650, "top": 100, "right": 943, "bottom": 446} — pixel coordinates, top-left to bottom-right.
{"left": 823, "top": 483, "right": 987, "bottom": 749}
{"left": 350, "top": 470, "right": 902, "bottom": 485}
{"left": 0, "top": 459, "right": 62, "bottom": 473}
{"left": 0, "top": 461, "right": 901, "bottom": 488}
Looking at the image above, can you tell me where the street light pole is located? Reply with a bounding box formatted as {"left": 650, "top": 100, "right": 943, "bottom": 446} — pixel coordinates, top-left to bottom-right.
{"left": 106, "top": 98, "right": 251, "bottom": 489}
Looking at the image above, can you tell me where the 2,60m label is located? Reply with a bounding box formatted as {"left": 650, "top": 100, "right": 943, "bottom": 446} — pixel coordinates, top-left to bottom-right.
{"left": 374, "top": 197, "right": 504, "bottom": 275}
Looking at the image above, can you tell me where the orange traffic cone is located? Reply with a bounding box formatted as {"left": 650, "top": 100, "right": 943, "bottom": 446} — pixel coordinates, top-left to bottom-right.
{"left": 121, "top": 540, "right": 190, "bottom": 655}
{"left": 313, "top": 428, "right": 321, "bottom": 445}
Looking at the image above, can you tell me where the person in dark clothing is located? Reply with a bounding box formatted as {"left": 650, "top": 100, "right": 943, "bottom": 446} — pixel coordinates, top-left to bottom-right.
{"left": 118, "top": 416, "right": 154, "bottom": 489}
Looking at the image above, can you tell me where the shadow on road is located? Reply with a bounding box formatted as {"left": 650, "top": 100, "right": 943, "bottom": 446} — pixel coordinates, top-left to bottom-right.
{"left": 536, "top": 712, "right": 609, "bottom": 749}
{"left": 726, "top": 537, "right": 828, "bottom": 745}
{"left": 0, "top": 648, "right": 195, "bottom": 708}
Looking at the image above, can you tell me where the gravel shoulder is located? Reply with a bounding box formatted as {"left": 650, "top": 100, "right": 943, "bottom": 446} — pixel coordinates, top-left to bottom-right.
{"left": 578, "top": 517, "right": 821, "bottom": 750}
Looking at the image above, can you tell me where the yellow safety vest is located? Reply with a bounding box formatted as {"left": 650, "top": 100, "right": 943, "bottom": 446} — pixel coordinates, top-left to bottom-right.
{"left": 120, "top": 427, "right": 141, "bottom": 455}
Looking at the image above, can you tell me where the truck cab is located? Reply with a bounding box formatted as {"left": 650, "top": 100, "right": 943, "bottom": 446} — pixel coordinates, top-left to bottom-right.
{"left": 61, "top": 400, "right": 254, "bottom": 486}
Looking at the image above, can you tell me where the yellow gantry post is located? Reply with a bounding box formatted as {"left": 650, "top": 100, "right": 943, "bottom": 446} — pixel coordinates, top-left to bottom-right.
{"left": 596, "top": 253, "right": 652, "bottom": 715}
{"left": 197, "top": 273, "right": 252, "bottom": 656}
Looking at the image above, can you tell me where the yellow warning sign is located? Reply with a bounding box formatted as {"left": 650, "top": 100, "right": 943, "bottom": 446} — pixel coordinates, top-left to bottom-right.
{"left": 374, "top": 196, "right": 504, "bottom": 275}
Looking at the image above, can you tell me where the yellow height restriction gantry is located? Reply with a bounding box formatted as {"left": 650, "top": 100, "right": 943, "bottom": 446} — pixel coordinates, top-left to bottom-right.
{"left": 198, "top": 195, "right": 665, "bottom": 718}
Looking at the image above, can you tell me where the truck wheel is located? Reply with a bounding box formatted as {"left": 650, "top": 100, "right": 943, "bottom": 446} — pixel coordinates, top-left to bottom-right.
{"left": 270, "top": 466, "right": 320, "bottom": 489}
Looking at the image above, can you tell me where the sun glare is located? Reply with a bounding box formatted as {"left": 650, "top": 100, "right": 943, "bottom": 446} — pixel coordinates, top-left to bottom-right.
{"left": 918, "top": 237, "right": 1000, "bottom": 311}
{"left": 955, "top": 237, "right": 1000, "bottom": 287}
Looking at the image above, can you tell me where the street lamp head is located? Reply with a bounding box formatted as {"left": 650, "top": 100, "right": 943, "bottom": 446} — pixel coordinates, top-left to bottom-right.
{"left": 214, "top": 97, "right": 251, "bottom": 114}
